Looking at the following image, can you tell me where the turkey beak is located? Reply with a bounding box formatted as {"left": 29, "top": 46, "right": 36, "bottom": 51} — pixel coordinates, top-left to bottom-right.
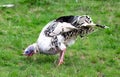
{"left": 22, "top": 52, "right": 26, "bottom": 56}
{"left": 22, "top": 53, "right": 30, "bottom": 58}
{"left": 22, "top": 51, "right": 28, "bottom": 56}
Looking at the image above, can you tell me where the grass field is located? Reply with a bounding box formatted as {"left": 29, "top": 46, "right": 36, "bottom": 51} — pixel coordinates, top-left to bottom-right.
{"left": 0, "top": 0, "right": 120, "bottom": 77}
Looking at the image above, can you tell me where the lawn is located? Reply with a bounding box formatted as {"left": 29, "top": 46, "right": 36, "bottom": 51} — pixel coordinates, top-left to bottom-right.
{"left": 0, "top": 0, "right": 120, "bottom": 77}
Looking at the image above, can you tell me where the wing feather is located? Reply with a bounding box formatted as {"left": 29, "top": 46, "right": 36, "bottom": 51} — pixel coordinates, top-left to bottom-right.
{"left": 45, "top": 22, "right": 78, "bottom": 36}
{"left": 49, "top": 22, "right": 77, "bottom": 36}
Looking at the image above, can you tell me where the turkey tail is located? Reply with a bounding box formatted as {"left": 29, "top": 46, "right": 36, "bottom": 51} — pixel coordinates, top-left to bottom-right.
{"left": 95, "top": 24, "right": 109, "bottom": 29}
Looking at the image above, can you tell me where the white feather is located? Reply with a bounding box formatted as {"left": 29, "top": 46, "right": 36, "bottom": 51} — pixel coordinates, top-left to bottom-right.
{"left": 49, "top": 22, "right": 77, "bottom": 36}
{"left": 36, "top": 20, "right": 78, "bottom": 54}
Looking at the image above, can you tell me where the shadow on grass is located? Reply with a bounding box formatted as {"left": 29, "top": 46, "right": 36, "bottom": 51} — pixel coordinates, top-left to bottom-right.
{"left": 21, "top": 54, "right": 77, "bottom": 67}
{"left": 22, "top": 54, "right": 56, "bottom": 64}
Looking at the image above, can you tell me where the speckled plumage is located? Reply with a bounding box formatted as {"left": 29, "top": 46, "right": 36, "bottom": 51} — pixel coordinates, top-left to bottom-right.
{"left": 24, "top": 15, "right": 109, "bottom": 65}
{"left": 37, "top": 15, "right": 106, "bottom": 54}
{"left": 42, "top": 15, "right": 95, "bottom": 48}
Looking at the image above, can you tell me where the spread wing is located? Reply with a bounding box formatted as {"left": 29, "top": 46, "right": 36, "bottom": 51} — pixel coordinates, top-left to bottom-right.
{"left": 44, "top": 21, "right": 78, "bottom": 36}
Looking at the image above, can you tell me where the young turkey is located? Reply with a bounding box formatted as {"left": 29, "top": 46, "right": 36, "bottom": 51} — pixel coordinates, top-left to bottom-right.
{"left": 23, "top": 15, "right": 109, "bottom": 66}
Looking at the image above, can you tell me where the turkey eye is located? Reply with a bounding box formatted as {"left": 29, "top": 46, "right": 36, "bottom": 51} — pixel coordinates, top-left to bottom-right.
{"left": 26, "top": 51, "right": 29, "bottom": 54}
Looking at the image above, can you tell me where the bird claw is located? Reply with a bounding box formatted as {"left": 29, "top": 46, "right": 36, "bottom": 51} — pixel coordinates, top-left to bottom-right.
{"left": 58, "top": 60, "right": 64, "bottom": 66}
{"left": 53, "top": 59, "right": 64, "bottom": 66}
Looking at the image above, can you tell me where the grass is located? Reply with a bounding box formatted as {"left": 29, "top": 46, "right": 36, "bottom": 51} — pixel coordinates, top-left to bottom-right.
{"left": 0, "top": 0, "right": 120, "bottom": 77}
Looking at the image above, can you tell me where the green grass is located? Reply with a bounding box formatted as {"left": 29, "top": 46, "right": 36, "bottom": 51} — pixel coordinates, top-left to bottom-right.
{"left": 0, "top": 0, "right": 120, "bottom": 77}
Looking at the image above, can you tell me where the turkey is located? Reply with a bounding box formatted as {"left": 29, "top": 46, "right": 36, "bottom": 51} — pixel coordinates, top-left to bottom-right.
{"left": 23, "top": 15, "right": 109, "bottom": 66}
